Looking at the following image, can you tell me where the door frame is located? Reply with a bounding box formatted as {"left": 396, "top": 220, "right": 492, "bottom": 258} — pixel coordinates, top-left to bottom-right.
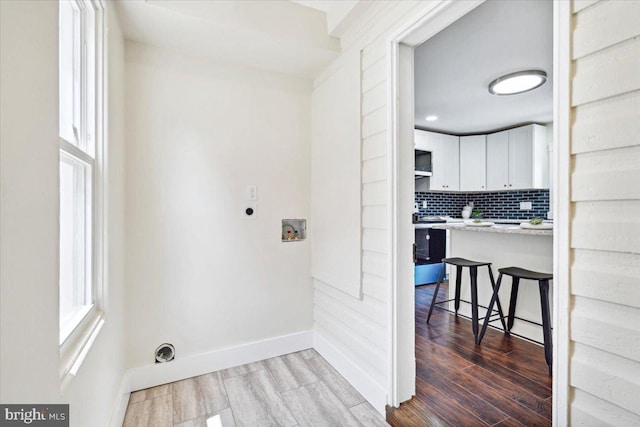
{"left": 386, "top": 1, "right": 572, "bottom": 424}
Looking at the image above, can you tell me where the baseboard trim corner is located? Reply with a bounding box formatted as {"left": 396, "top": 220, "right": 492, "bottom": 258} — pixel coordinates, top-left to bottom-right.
{"left": 313, "top": 330, "right": 387, "bottom": 416}
{"left": 109, "top": 375, "right": 130, "bottom": 427}
{"left": 124, "top": 330, "right": 313, "bottom": 394}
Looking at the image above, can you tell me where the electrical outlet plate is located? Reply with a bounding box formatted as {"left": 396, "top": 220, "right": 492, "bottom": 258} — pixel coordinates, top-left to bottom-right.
{"left": 520, "top": 201, "right": 532, "bottom": 210}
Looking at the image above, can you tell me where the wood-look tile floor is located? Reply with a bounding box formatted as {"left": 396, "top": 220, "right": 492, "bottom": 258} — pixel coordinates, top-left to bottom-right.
{"left": 123, "top": 349, "right": 389, "bottom": 427}
{"left": 386, "top": 283, "right": 553, "bottom": 426}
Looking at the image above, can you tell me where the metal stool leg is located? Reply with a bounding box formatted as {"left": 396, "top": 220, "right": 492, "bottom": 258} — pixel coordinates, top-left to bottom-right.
{"left": 426, "top": 262, "right": 446, "bottom": 324}
{"left": 478, "top": 272, "right": 504, "bottom": 344}
{"left": 539, "top": 279, "right": 553, "bottom": 376}
{"left": 487, "top": 265, "right": 508, "bottom": 333}
{"left": 470, "top": 266, "right": 479, "bottom": 344}
{"left": 454, "top": 265, "right": 462, "bottom": 315}
{"left": 507, "top": 277, "right": 520, "bottom": 331}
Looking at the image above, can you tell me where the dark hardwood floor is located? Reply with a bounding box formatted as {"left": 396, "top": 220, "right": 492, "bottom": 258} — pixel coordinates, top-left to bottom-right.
{"left": 386, "top": 283, "right": 552, "bottom": 427}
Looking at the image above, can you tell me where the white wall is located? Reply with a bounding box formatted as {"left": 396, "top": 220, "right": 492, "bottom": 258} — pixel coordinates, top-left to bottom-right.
{"left": 569, "top": 0, "right": 640, "bottom": 425}
{"left": 0, "top": 0, "right": 61, "bottom": 403}
{"left": 311, "top": 51, "right": 361, "bottom": 299}
{"left": 0, "top": 2, "right": 128, "bottom": 426}
{"left": 124, "top": 41, "right": 314, "bottom": 370}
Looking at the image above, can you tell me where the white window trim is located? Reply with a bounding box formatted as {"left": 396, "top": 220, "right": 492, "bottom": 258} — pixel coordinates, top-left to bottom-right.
{"left": 59, "top": 0, "right": 106, "bottom": 390}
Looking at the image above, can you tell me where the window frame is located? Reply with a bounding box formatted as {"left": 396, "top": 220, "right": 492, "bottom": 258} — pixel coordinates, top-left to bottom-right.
{"left": 58, "top": 0, "right": 106, "bottom": 388}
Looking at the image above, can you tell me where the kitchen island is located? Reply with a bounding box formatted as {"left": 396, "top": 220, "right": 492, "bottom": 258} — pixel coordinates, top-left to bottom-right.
{"left": 431, "top": 222, "right": 553, "bottom": 343}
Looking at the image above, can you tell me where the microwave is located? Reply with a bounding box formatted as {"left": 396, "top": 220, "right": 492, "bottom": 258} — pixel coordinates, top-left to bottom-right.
{"left": 415, "top": 149, "right": 432, "bottom": 174}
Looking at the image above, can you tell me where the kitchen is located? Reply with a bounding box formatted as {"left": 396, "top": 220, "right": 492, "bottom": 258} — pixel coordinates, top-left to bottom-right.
{"left": 404, "top": 1, "right": 555, "bottom": 424}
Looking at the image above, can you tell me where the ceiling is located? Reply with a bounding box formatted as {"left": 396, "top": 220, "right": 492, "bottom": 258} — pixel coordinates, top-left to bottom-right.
{"left": 114, "top": 0, "right": 344, "bottom": 79}
{"left": 414, "top": 0, "right": 553, "bottom": 135}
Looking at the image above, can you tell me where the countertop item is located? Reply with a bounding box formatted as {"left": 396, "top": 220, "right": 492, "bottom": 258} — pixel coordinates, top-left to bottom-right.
{"left": 446, "top": 218, "right": 553, "bottom": 224}
{"left": 432, "top": 222, "right": 553, "bottom": 236}
{"left": 520, "top": 222, "right": 553, "bottom": 230}
{"left": 463, "top": 220, "right": 495, "bottom": 227}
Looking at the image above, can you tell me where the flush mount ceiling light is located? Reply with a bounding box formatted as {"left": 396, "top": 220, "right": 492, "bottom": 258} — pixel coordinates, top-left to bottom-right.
{"left": 488, "top": 70, "right": 547, "bottom": 95}
{"left": 425, "top": 115, "right": 438, "bottom": 121}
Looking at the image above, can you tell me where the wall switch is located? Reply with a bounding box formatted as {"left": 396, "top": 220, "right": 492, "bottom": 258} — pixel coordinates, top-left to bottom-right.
{"left": 247, "top": 185, "right": 257, "bottom": 201}
{"left": 520, "top": 201, "right": 532, "bottom": 210}
{"left": 422, "top": 201, "right": 427, "bottom": 208}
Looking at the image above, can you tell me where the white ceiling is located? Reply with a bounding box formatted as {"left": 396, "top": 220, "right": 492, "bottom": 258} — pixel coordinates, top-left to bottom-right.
{"left": 114, "top": 0, "right": 342, "bottom": 79}
{"left": 414, "top": 0, "right": 553, "bottom": 135}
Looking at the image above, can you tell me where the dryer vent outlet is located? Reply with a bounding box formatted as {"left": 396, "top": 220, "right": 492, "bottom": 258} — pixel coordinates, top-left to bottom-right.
{"left": 155, "top": 343, "right": 175, "bottom": 363}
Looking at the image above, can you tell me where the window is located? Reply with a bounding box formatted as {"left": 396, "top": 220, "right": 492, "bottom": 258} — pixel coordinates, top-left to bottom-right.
{"left": 59, "top": 0, "right": 104, "bottom": 383}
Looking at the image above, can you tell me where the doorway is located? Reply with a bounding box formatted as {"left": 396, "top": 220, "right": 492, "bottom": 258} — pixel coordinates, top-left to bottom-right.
{"left": 387, "top": 1, "right": 571, "bottom": 424}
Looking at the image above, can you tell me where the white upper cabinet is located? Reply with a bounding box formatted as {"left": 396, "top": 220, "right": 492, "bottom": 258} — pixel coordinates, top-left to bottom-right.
{"left": 509, "top": 125, "right": 535, "bottom": 189}
{"left": 414, "top": 130, "right": 429, "bottom": 151}
{"left": 486, "top": 124, "right": 548, "bottom": 190}
{"left": 510, "top": 124, "right": 548, "bottom": 189}
{"left": 414, "top": 124, "right": 547, "bottom": 192}
{"left": 441, "top": 134, "right": 460, "bottom": 191}
{"left": 459, "top": 135, "right": 486, "bottom": 191}
{"left": 425, "top": 131, "right": 459, "bottom": 191}
{"left": 486, "top": 130, "right": 509, "bottom": 190}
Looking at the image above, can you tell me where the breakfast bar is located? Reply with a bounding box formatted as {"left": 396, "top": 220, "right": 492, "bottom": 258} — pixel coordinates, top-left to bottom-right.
{"left": 431, "top": 222, "right": 553, "bottom": 343}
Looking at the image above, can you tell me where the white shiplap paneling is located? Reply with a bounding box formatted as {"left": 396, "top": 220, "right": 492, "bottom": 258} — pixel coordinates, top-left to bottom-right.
{"left": 571, "top": 295, "right": 640, "bottom": 363}
{"left": 572, "top": 37, "right": 640, "bottom": 106}
{"left": 571, "top": 388, "right": 640, "bottom": 427}
{"left": 571, "top": 342, "right": 640, "bottom": 414}
{"left": 569, "top": 1, "right": 640, "bottom": 423}
{"left": 572, "top": 145, "right": 640, "bottom": 201}
{"left": 572, "top": 90, "right": 640, "bottom": 154}
{"left": 571, "top": 200, "right": 640, "bottom": 254}
{"left": 572, "top": 249, "right": 640, "bottom": 309}
{"left": 572, "top": 0, "right": 640, "bottom": 59}
{"left": 362, "top": 130, "right": 387, "bottom": 161}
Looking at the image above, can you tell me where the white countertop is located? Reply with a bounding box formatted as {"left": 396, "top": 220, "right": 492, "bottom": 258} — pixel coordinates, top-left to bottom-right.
{"left": 432, "top": 222, "right": 553, "bottom": 236}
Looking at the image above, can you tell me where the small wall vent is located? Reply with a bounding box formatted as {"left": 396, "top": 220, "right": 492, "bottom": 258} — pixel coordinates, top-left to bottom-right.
{"left": 155, "top": 343, "right": 175, "bottom": 363}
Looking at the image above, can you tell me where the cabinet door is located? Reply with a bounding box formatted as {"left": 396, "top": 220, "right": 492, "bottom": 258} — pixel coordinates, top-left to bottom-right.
{"left": 509, "top": 125, "right": 534, "bottom": 189}
{"left": 459, "top": 135, "right": 486, "bottom": 191}
{"left": 442, "top": 134, "right": 459, "bottom": 190}
{"left": 414, "top": 130, "right": 428, "bottom": 151}
{"left": 427, "top": 132, "right": 445, "bottom": 190}
{"left": 486, "top": 130, "right": 509, "bottom": 190}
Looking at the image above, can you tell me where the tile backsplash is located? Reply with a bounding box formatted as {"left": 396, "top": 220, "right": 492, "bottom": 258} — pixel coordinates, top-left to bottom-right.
{"left": 415, "top": 189, "right": 550, "bottom": 219}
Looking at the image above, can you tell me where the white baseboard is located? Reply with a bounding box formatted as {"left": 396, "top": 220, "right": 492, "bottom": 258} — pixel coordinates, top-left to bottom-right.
{"left": 109, "top": 375, "right": 130, "bottom": 427}
{"left": 124, "top": 330, "right": 313, "bottom": 393}
{"left": 313, "top": 330, "right": 388, "bottom": 416}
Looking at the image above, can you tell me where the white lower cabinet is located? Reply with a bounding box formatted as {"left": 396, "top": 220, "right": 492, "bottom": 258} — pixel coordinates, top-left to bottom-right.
{"left": 459, "top": 135, "right": 486, "bottom": 191}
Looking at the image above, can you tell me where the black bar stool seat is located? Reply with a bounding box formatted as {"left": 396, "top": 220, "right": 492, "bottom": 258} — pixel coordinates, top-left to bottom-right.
{"left": 479, "top": 266, "right": 553, "bottom": 376}
{"left": 426, "top": 257, "right": 507, "bottom": 344}
{"left": 498, "top": 267, "right": 552, "bottom": 281}
{"left": 442, "top": 257, "right": 492, "bottom": 268}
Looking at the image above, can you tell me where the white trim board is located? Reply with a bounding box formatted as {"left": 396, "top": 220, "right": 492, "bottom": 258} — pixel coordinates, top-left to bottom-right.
{"left": 386, "top": 0, "right": 486, "bottom": 408}
{"left": 313, "top": 330, "right": 388, "bottom": 416}
{"left": 123, "top": 330, "right": 313, "bottom": 396}
{"left": 551, "top": 1, "right": 572, "bottom": 425}
{"left": 386, "top": 0, "right": 571, "bottom": 422}
{"left": 109, "top": 376, "right": 131, "bottom": 427}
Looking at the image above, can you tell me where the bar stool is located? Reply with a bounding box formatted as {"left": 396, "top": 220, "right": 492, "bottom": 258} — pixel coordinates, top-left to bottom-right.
{"left": 426, "top": 257, "right": 507, "bottom": 344}
{"left": 479, "top": 266, "right": 553, "bottom": 375}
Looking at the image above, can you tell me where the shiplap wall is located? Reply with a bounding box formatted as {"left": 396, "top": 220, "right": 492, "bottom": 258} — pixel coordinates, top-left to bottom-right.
{"left": 570, "top": 0, "right": 640, "bottom": 425}
{"left": 312, "top": 0, "right": 436, "bottom": 409}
